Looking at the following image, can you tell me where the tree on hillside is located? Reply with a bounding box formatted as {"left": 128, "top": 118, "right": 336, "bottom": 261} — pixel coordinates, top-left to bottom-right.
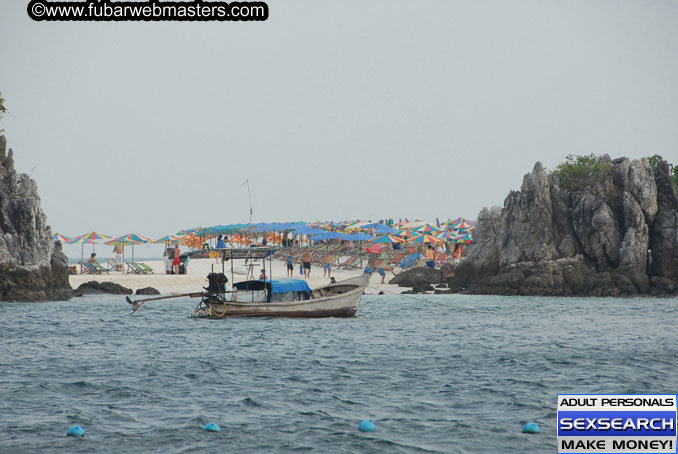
{"left": 551, "top": 154, "right": 612, "bottom": 190}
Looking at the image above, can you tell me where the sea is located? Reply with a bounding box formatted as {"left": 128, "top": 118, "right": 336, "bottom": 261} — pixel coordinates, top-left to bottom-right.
{"left": 1, "top": 293, "right": 677, "bottom": 453}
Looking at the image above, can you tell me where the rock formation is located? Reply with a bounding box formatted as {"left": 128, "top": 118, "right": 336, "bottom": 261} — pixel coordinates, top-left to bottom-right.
{"left": 75, "top": 281, "right": 132, "bottom": 295}
{"left": 0, "top": 135, "right": 72, "bottom": 301}
{"left": 451, "top": 156, "right": 678, "bottom": 296}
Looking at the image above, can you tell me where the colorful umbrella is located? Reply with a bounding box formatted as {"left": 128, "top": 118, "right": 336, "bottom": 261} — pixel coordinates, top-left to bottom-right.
{"left": 436, "top": 231, "right": 458, "bottom": 241}
{"left": 450, "top": 219, "right": 476, "bottom": 230}
{"left": 69, "top": 232, "right": 110, "bottom": 265}
{"left": 452, "top": 233, "right": 473, "bottom": 243}
{"left": 54, "top": 233, "right": 73, "bottom": 243}
{"left": 413, "top": 223, "right": 443, "bottom": 234}
{"left": 73, "top": 231, "right": 111, "bottom": 242}
{"left": 409, "top": 234, "right": 444, "bottom": 244}
{"left": 106, "top": 233, "right": 148, "bottom": 267}
{"left": 398, "top": 229, "right": 420, "bottom": 239}
{"left": 153, "top": 235, "right": 181, "bottom": 244}
{"left": 370, "top": 234, "right": 406, "bottom": 244}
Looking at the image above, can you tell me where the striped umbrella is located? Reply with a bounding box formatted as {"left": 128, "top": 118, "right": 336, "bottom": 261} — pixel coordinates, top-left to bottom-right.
{"left": 69, "top": 233, "right": 109, "bottom": 265}
{"left": 436, "top": 231, "right": 457, "bottom": 241}
{"left": 73, "top": 231, "right": 111, "bottom": 243}
{"left": 54, "top": 233, "right": 73, "bottom": 243}
{"left": 370, "top": 234, "right": 406, "bottom": 244}
{"left": 452, "top": 233, "right": 473, "bottom": 243}
{"left": 153, "top": 235, "right": 181, "bottom": 244}
{"left": 409, "top": 234, "right": 445, "bottom": 244}
{"left": 398, "top": 229, "right": 420, "bottom": 239}
{"left": 413, "top": 223, "right": 443, "bottom": 234}
{"left": 450, "top": 219, "right": 476, "bottom": 230}
{"left": 105, "top": 233, "right": 149, "bottom": 267}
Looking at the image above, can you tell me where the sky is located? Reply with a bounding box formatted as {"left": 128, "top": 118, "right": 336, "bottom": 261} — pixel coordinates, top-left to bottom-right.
{"left": 1, "top": 0, "right": 678, "bottom": 258}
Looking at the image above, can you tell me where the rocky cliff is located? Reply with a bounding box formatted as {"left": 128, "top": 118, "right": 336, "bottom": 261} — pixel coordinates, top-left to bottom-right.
{"left": 451, "top": 156, "right": 678, "bottom": 296}
{"left": 0, "top": 135, "right": 72, "bottom": 301}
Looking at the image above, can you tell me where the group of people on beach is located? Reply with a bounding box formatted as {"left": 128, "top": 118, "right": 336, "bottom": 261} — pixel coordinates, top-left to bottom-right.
{"left": 285, "top": 249, "right": 333, "bottom": 279}
{"left": 163, "top": 243, "right": 186, "bottom": 275}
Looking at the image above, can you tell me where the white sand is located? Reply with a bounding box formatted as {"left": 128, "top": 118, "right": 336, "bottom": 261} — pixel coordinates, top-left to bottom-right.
{"left": 69, "top": 257, "right": 403, "bottom": 295}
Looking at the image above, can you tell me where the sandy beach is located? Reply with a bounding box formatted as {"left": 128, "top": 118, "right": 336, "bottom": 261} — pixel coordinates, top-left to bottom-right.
{"left": 69, "top": 256, "right": 403, "bottom": 296}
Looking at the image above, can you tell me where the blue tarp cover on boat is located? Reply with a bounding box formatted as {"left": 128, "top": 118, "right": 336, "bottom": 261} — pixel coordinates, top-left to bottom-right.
{"left": 233, "top": 279, "right": 311, "bottom": 294}
{"left": 268, "top": 279, "right": 312, "bottom": 294}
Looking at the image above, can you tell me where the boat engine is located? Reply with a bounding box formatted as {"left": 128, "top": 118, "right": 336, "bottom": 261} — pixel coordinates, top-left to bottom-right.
{"left": 205, "top": 272, "right": 228, "bottom": 295}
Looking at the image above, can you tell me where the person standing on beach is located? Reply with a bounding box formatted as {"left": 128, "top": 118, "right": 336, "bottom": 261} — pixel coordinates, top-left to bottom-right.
{"left": 163, "top": 248, "right": 172, "bottom": 274}
{"left": 453, "top": 244, "right": 462, "bottom": 264}
{"left": 286, "top": 253, "right": 295, "bottom": 278}
{"left": 322, "top": 254, "right": 332, "bottom": 278}
{"left": 425, "top": 244, "right": 437, "bottom": 268}
{"left": 173, "top": 244, "right": 181, "bottom": 275}
{"left": 215, "top": 235, "right": 226, "bottom": 264}
{"left": 113, "top": 244, "right": 123, "bottom": 271}
{"left": 301, "top": 249, "right": 313, "bottom": 278}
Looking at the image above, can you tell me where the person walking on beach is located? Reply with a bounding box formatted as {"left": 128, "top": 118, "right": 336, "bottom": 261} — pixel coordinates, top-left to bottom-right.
{"left": 425, "top": 244, "right": 437, "bottom": 268}
{"left": 215, "top": 235, "right": 226, "bottom": 264}
{"left": 286, "top": 253, "right": 295, "bottom": 278}
{"left": 301, "top": 248, "right": 313, "bottom": 278}
{"left": 322, "top": 254, "right": 332, "bottom": 278}
{"left": 172, "top": 244, "right": 181, "bottom": 275}
{"left": 113, "top": 243, "right": 123, "bottom": 271}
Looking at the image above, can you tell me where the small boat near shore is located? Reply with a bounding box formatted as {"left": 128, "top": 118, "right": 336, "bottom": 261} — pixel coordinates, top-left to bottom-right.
{"left": 126, "top": 247, "right": 369, "bottom": 318}
{"left": 191, "top": 274, "right": 369, "bottom": 318}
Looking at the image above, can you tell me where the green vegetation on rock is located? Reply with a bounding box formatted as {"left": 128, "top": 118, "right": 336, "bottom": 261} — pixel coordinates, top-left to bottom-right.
{"left": 551, "top": 154, "right": 612, "bottom": 190}
{"left": 648, "top": 154, "right": 678, "bottom": 189}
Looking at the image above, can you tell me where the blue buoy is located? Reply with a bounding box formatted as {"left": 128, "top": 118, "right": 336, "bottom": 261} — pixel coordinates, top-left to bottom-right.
{"left": 66, "top": 425, "right": 85, "bottom": 437}
{"left": 203, "top": 422, "right": 221, "bottom": 432}
{"left": 358, "top": 420, "right": 376, "bottom": 432}
{"left": 522, "top": 422, "right": 541, "bottom": 434}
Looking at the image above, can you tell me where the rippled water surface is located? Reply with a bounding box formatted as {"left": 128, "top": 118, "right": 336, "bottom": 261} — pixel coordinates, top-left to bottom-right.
{"left": 2, "top": 293, "right": 677, "bottom": 453}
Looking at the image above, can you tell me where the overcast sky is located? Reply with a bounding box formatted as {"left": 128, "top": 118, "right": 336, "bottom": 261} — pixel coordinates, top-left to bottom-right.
{"left": 1, "top": 0, "right": 677, "bottom": 258}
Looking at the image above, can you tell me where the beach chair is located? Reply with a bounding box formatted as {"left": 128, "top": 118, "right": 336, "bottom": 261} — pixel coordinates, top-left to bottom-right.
{"left": 399, "top": 253, "right": 421, "bottom": 270}
{"left": 79, "top": 261, "right": 100, "bottom": 274}
{"left": 91, "top": 262, "right": 110, "bottom": 274}
{"left": 435, "top": 253, "right": 449, "bottom": 267}
{"left": 125, "top": 261, "right": 145, "bottom": 274}
{"left": 105, "top": 258, "right": 117, "bottom": 270}
{"left": 389, "top": 252, "right": 405, "bottom": 266}
{"left": 338, "top": 255, "right": 359, "bottom": 269}
{"left": 137, "top": 262, "right": 154, "bottom": 274}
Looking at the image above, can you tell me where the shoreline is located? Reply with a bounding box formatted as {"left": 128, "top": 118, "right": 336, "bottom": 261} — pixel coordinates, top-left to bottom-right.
{"left": 69, "top": 257, "right": 404, "bottom": 296}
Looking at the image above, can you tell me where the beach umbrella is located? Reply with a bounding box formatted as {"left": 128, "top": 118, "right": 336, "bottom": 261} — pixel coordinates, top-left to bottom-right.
{"left": 372, "top": 224, "right": 398, "bottom": 234}
{"left": 436, "top": 231, "right": 458, "bottom": 241}
{"left": 409, "top": 234, "right": 444, "bottom": 244}
{"left": 450, "top": 219, "right": 476, "bottom": 230}
{"left": 413, "top": 223, "right": 443, "bottom": 234}
{"left": 370, "top": 234, "right": 405, "bottom": 244}
{"left": 54, "top": 233, "right": 72, "bottom": 243}
{"left": 400, "top": 220, "right": 427, "bottom": 230}
{"left": 73, "top": 231, "right": 111, "bottom": 245}
{"left": 452, "top": 233, "right": 473, "bottom": 244}
{"left": 398, "top": 229, "right": 420, "bottom": 239}
{"left": 70, "top": 231, "right": 111, "bottom": 264}
{"left": 106, "top": 234, "right": 147, "bottom": 266}
{"left": 344, "top": 233, "right": 375, "bottom": 241}
{"left": 153, "top": 235, "right": 181, "bottom": 244}
{"left": 68, "top": 235, "right": 96, "bottom": 265}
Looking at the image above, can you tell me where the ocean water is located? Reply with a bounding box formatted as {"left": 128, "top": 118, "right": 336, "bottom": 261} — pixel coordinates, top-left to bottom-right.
{"left": 1, "top": 293, "right": 677, "bottom": 453}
